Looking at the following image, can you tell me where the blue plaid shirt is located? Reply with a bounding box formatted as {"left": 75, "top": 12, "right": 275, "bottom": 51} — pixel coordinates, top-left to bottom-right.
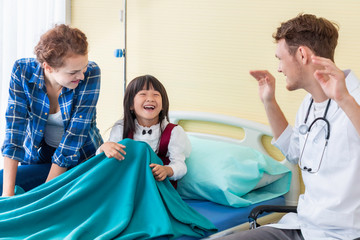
{"left": 2, "top": 58, "right": 104, "bottom": 168}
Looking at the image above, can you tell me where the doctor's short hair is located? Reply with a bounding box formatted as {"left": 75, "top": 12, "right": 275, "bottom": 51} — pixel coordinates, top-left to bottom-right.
{"left": 34, "top": 24, "right": 88, "bottom": 68}
{"left": 273, "top": 13, "right": 339, "bottom": 61}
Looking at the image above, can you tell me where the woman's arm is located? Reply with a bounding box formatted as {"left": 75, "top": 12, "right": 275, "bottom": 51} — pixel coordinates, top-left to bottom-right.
{"left": 45, "top": 163, "right": 67, "bottom": 182}
{"left": 2, "top": 60, "right": 32, "bottom": 196}
{"left": 1, "top": 157, "right": 18, "bottom": 197}
{"left": 2, "top": 60, "right": 30, "bottom": 163}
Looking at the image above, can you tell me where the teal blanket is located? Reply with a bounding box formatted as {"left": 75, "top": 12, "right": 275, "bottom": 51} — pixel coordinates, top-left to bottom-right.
{"left": 0, "top": 139, "right": 217, "bottom": 239}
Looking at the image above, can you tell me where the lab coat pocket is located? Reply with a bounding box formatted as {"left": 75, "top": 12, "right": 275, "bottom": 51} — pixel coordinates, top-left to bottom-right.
{"left": 317, "top": 208, "right": 354, "bottom": 230}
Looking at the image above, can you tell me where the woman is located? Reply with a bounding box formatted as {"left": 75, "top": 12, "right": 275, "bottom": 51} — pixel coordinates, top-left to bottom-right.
{"left": 1, "top": 24, "right": 103, "bottom": 197}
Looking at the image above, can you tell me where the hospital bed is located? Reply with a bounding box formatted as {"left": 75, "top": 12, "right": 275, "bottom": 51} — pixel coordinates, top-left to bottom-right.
{"left": 169, "top": 111, "right": 300, "bottom": 239}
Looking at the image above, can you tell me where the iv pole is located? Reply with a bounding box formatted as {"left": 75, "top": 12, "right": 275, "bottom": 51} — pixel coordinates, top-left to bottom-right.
{"left": 114, "top": 0, "right": 127, "bottom": 94}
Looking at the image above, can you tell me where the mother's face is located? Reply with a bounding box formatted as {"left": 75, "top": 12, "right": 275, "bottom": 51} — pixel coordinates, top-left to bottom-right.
{"left": 45, "top": 54, "right": 88, "bottom": 89}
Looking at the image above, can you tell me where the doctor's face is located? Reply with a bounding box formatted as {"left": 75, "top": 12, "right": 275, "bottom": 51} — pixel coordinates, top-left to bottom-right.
{"left": 275, "top": 39, "right": 303, "bottom": 91}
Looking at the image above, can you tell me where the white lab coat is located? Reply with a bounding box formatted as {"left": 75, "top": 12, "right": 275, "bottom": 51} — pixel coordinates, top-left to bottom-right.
{"left": 270, "top": 70, "right": 360, "bottom": 240}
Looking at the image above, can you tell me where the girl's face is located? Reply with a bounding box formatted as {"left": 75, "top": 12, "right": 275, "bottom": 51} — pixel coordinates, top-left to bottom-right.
{"left": 44, "top": 54, "right": 88, "bottom": 89}
{"left": 131, "top": 85, "right": 163, "bottom": 127}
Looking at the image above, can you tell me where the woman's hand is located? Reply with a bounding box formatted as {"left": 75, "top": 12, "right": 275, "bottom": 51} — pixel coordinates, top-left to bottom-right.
{"left": 149, "top": 164, "right": 173, "bottom": 181}
{"left": 99, "top": 142, "right": 126, "bottom": 160}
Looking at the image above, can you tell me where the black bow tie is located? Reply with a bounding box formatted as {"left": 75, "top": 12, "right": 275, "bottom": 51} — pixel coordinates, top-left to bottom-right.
{"left": 142, "top": 129, "right": 152, "bottom": 135}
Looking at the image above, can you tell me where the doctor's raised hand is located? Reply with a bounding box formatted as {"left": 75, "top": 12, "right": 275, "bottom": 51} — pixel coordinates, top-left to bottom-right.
{"left": 249, "top": 70, "right": 276, "bottom": 104}
{"left": 249, "top": 70, "right": 288, "bottom": 140}
{"left": 312, "top": 55, "right": 360, "bottom": 135}
{"left": 312, "top": 55, "right": 348, "bottom": 103}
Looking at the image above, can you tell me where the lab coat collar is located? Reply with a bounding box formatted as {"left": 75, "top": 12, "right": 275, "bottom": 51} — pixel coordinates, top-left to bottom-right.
{"left": 344, "top": 69, "right": 360, "bottom": 94}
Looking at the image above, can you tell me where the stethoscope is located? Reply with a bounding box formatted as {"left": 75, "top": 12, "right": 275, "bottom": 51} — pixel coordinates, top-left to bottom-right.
{"left": 298, "top": 98, "right": 331, "bottom": 173}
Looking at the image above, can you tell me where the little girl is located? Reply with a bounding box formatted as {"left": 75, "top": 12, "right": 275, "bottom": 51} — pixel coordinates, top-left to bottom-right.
{"left": 97, "top": 75, "right": 191, "bottom": 188}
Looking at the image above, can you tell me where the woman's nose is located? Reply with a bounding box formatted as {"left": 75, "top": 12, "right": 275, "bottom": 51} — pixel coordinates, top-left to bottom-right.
{"left": 77, "top": 72, "right": 85, "bottom": 80}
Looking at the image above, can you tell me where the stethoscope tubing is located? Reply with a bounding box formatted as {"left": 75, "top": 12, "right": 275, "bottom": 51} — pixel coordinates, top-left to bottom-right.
{"left": 300, "top": 98, "right": 331, "bottom": 137}
{"left": 298, "top": 98, "right": 331, "bottom": 173}
{"left": 307, "top": 117, "right": 330, "bottom": 140}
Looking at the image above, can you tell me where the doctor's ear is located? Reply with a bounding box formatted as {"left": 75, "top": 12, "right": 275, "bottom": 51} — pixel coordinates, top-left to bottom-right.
{"left": 297, "top": 46, "right": 311, "bottom": 65}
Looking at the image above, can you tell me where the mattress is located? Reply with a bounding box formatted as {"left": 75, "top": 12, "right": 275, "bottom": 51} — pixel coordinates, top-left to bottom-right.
{"left": 176, "top": 196, "right": 285, "bottom": 239}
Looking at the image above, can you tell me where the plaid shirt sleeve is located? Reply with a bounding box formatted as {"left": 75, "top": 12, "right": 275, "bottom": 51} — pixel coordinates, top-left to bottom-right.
{"left": 1, "top": 60, "right": 30, "bottom": 161}
{"left": 52, "top": 61, "right": 102, "bottom": 168}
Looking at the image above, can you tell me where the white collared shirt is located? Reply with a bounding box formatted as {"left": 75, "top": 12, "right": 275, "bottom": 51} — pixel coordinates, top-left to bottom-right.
{"left": 100, "top": 118, "right": 191, "bottom": 180}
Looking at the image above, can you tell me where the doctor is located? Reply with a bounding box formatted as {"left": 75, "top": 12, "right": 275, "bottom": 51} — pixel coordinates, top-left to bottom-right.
{"left": 220, "top": 14, "right": 360, "bottom": 240}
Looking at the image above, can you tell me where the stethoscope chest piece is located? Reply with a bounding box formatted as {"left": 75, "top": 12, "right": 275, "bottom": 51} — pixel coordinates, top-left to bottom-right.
{"left": 299, "top": 124, "right": 309, "bottom": 135}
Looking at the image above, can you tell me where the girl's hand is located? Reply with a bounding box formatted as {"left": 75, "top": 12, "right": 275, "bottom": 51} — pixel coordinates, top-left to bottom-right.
{"left": 312, "top": 55, "right": 349, "bottom": 103}
{"left": 99, "top": 142, "right": 126, "bottom": 160}
{"left": 249, "top": 70, "right": 276, "bottom": 104}
{"left": 149, "top": 164, "right": 173, "bottom": 181}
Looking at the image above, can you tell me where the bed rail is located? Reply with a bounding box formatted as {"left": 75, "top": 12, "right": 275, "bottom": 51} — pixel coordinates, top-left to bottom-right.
{"left": 169, "top": 111, "right": 299, "bottom": 206}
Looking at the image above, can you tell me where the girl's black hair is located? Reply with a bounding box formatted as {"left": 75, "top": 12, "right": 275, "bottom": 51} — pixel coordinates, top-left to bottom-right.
{"left": 122, "top": 75, "right": 170, "bottom": 139}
